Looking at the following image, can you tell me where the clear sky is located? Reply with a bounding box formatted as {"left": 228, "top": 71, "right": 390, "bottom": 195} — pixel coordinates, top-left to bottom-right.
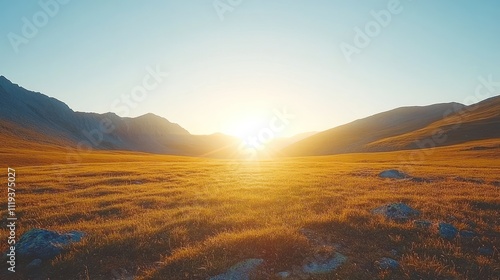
{"left": 1, "top": 0, "right": 500, "bottom": 137}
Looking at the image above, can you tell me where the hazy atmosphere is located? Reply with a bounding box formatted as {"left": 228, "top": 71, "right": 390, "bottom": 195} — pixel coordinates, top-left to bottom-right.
{"left": 1, "top": 1, "right": 499, "bottom": 280}
{"left": 2, "top": 0, "right": 499, "bottom": 137}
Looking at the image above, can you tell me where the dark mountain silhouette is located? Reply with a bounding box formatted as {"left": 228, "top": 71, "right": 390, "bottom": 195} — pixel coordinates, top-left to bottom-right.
{"left": 0, "top": 76, "right": 240, "bottom": 157}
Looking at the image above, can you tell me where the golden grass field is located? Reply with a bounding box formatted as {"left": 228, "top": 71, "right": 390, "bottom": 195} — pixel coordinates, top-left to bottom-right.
{"left": 1, "top": 139, "right": 499, "bottom": 279}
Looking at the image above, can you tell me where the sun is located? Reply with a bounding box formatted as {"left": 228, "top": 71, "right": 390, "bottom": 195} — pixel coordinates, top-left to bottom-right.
{"left": 220, "top": 104, "right": 272, "bottom": 141}
{"left": 223, "top": 115, "right": 266, "bottom": 140}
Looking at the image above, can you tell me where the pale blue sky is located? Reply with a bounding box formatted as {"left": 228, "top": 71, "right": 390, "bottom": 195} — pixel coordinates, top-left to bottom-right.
{"left": 1, "top": 0, "right": 499, "bottom": 137}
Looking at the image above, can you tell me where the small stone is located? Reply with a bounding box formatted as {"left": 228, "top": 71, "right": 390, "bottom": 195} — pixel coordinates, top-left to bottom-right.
{"left": 302, "top": 252, "right": 347, "bottom": 274}
{"left": 378, "top": 257, "right": 399, "bottom": 270}
{"left": 438, "top": 223, "right": 458, "bottom": 240}
{"left": 478, "top": 247, "right": 494, "bottom": 256}
{"left": 372, "top": 203, "right": 420, "bottom": 221}
{"left": 379, "top": 170, "right": 410, "bottom": 179}
{"left": 16, "top": 228, "right": 85, "bottom": 262}
{"left": 209, "top": 259, "right": 264, "bottom": 280}
{"left": 277, "top": 271, "right": 291, "bottom": 278}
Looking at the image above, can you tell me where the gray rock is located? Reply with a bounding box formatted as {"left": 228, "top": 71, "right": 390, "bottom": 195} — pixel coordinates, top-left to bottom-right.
{"left": 379, "top": 170, "right": 410, "bottom": 179}
{"left": 276, "top": 271, "right": 291, "bottom": 278}
{"left": 438, "top": 223, "right": 458, "bottom": 240}
{"left": 377, "top": 257, "right": 399, "bottom": 270}
{"left": 478, "top": 247, "right": 494, "bottom": 256}
{"left": 372, "top": 203, "right": 420, "bottom": 221}
{"left": 17, "top": 229, "right": 84, "bottom": 261}
{"left": 302, "top": 252, "right": 347, "bottom": 274}
{"left": 414, "top": 220, "right": 432, "bottom": 229}
{"left": 209, "top": 259, "right": 264, "bottom": 280}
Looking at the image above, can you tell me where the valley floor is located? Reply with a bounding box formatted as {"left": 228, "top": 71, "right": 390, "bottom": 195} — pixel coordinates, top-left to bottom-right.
{"left": 1, "top": 140, "right": 499, "bottom": 279}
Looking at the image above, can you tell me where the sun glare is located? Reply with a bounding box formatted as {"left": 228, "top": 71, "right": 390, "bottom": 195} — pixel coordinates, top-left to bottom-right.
{"left": 218, "top": 102, "right": 273, "bottom": 140}
{"left": 224, "top": 116, "right": 266, "bottom": 140}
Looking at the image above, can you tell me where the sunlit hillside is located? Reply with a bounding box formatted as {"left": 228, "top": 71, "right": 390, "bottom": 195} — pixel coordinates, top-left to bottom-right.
{"left": 282, "top": 96, "right": 500, "bottom": 157}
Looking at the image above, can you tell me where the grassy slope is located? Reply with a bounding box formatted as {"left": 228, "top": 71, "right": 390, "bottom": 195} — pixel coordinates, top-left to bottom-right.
{"left": 0, "top": 140, "right": 499, "bottom": 279}
{"left": 0, "top": 119, "right": 210, "bottom": 168}
{"left": 280, "top": 103, "right": 463, "bottom": 157}
{"left": 281, "top": 96, "right": 500, "bottom": 157}
{"left": 366, "top": 97, "right": 500, "bottom": 151}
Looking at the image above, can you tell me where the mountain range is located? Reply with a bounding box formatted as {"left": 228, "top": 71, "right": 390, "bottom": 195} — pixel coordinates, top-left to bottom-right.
{"left": 281, "top": 96, "right": 500, "bottom": 156}
{"left": 0, "top": 76, "right": 243, "bottom": 158}
{"left": 1, "top": 75, "right": 499, "bottom": 159}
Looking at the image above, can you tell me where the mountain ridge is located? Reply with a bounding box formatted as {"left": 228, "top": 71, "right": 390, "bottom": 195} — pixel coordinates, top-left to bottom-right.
{"left": 1, "top": 75, "right": 499, "bottom": 158}
{"left": 282, "top": 96, "right": 500, "bottom": 156}
{"left": 0, "top": 76, "right": 238, "bottom": 156}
